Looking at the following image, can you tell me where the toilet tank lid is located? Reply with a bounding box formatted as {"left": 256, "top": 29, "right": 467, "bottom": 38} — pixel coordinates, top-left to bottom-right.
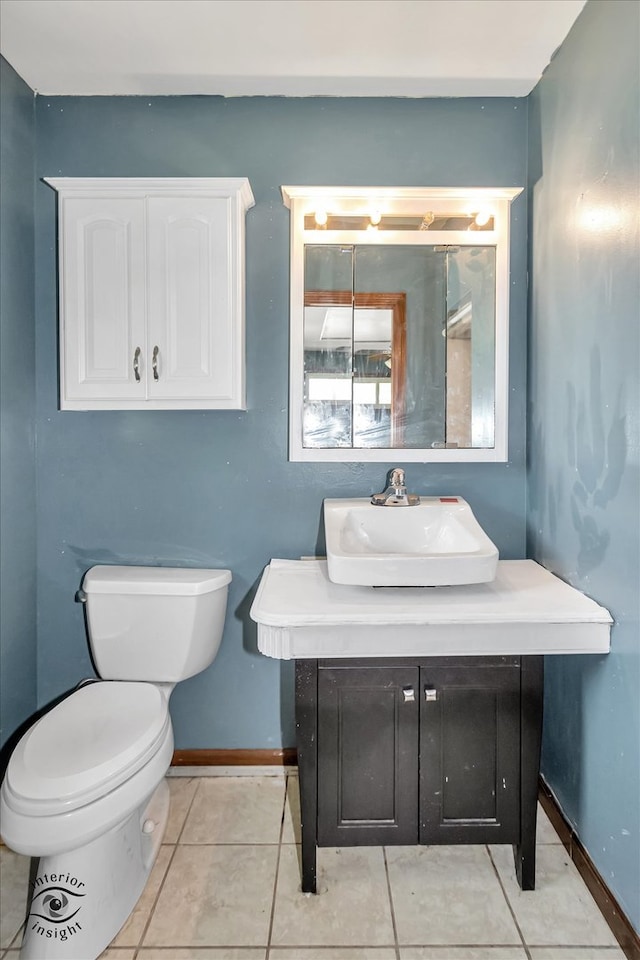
{"left": 83, "top": 565, "right": 232, "bottom": 596}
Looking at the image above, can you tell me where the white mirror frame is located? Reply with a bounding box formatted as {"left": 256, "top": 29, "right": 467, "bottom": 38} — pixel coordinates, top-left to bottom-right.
{"left": 282, "top": 186, "right": 523, "bottom": 463}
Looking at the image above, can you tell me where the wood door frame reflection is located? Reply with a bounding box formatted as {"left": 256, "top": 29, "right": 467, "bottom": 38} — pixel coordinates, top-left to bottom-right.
{"left": 304, "top": 290, "right": 406, "bottom": 446}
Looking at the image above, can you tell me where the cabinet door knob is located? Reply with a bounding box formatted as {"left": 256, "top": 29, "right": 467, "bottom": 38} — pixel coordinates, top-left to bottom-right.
{"left": 402, "top": 686, "right": 415, "bottom": 702}
{"left": 424, "top": 687, "right": 438, "bottom": 702}
{"left": 152, "top": 345, "right": 160, "bottom": 381}
{"left": 133, "top": 346, "right": 141, "bottom": 382}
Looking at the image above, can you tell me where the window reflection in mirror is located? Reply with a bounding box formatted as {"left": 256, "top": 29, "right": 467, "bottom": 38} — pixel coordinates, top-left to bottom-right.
{"left": 283, "top": 187, "right": 522, "bottom": 462}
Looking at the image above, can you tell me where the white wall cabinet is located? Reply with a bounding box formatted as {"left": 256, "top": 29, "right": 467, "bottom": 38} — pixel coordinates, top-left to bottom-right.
{"left": 45, "top": 178, "right": 254, "bottom": 410}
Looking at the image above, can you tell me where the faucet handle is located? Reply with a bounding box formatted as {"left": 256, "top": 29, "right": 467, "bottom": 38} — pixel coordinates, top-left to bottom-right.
{"left": 389, "top": 467, "right": 405, "bottom": 488}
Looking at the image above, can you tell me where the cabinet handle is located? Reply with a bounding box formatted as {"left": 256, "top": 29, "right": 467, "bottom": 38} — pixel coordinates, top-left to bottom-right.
{"left": 402, "top": 686, "right": 415, "bottom": 703}
{"left": 133, "top": 347, "right": 141, "bottom": 382}
{"left": 152, "top": 345, "right": 160, "bottom": 381}
{"left": 424, "top": 687, "right": 438, "bottom": 702}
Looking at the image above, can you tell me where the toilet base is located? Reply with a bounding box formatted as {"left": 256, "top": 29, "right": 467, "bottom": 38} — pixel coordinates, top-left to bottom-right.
{"left": 19, "top": 778, "right": 170, "bottom": 960}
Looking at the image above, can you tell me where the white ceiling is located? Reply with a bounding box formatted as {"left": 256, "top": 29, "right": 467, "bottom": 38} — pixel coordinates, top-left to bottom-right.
{"left": 0, "top": 0, "right": 587, "bottom": 98}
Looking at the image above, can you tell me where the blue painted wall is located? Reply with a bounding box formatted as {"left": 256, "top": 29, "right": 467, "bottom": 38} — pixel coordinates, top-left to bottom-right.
{"left": 0, "top": 57, "right": 37, "bottom": 749}
{"left": 527, "top": 0, "right": 640, "bottom": 933}
{"left": 33, "top": 96, "right": 528, "bottom": 749}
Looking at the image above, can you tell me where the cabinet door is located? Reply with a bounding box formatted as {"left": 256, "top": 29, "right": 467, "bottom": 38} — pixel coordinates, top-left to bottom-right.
{"left": 60, "top": 198, "right": 146, "bottom": 406}
{"left": 146, "top": 197, "right": 243, "bottom": 406}
{"left": 317, "top": 665, "right": 419, "bottom": 846}
{"left": 419, "top": 663, "right": 521, "bottom": 843}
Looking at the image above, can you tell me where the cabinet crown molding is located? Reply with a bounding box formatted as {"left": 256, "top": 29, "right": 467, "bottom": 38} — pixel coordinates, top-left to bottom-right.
{"left": 44, "top": 177, "right": 255, "bottom": 210}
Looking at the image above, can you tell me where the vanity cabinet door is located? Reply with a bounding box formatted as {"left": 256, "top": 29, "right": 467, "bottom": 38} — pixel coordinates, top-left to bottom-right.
{"left": 317, "top": 665, "right": 419, "bottom": 846}
{"left": 419, "top": 662, "right": 521, "bottom": 844}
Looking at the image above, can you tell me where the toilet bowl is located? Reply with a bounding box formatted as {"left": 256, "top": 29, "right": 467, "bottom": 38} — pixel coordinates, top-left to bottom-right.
{"left": 0, "top": 565, "right": 231, "bottom": 960}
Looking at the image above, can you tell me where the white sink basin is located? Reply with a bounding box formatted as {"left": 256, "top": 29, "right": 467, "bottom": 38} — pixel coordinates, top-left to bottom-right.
{"left": 324, "top": 497, "right": 499, "bottom": 587}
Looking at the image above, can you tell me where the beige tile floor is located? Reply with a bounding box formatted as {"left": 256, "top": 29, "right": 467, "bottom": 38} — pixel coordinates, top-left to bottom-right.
{"left": 0, "top": 771, "right": 627, "bottom": 960}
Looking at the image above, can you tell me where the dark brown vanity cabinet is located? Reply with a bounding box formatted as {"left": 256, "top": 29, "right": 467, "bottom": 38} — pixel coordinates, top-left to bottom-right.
{"left": 295, "top": 656, "right": 543, "bottom": 895}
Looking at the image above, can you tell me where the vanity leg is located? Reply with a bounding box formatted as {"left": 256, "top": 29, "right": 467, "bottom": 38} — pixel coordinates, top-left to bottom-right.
{"left": 514, "top": 655, "right": 544, "bottom": 890}
{"left": 295, "top": 658, "right": 318, "bottom": 894}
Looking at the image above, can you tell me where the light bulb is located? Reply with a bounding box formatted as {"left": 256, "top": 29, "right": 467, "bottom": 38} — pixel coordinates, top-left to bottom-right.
{"left": 474, "top": 211, "right": 491, "bottom": 227}
{"left": 314, "top": 209, "right": 328, "bottom": 227}
{"left": 369, "top": 209, "right": 382, "bottom": 226}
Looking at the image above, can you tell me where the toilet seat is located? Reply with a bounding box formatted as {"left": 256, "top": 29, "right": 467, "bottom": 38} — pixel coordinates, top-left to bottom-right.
{"left": 4, "top": 681, "right": 170, "bottom": 817}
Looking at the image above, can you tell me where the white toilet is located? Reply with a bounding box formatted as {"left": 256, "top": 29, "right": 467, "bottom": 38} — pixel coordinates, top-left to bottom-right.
{"left": 0, "top": 564, "right": 231, "bottom": 960}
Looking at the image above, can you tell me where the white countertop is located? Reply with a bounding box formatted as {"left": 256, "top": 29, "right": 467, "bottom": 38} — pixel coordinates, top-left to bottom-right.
{"left": 250, "top": 559, "right": 612, "bottom": 660}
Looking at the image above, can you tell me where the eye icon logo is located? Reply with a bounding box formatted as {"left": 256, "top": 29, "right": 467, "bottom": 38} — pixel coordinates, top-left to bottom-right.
{"left": 42, "top": 892, "right": 69, "bottom": 919}
{"left": 30, "top": 886, "right": 84, "bottom": 924}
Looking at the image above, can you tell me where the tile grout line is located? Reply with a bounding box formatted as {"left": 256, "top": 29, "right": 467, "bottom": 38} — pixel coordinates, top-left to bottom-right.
{"left": 382, "top": 846, "right": 401, "bottom": 960}
{"left": 264, "top": 773, "right": 289, "bottom": 960}
{"left": 130, "top": 776, "right": 202, "bottom": 959}
{"left": 5, "top": 920, "right": 25, "bottom": 956}
{"left": 524, "top": 946, "right": 627, "bottom": 953}
{"left": 176, "top": 841, "right": 299, "bottom": 846}
{"left": 130, "top": 847, "right": 178, "bottom": 960}
{"left": 396, "top": 942, "right": 532, "bottom": 949}
{"left": 175, "top": 775, "right": 205, "bottom": 846}
{"left": 486, "top": 843, "right": 532, "bottom": 960}
{"left": 1, "top": 849, "right": 29, "bottom": 958}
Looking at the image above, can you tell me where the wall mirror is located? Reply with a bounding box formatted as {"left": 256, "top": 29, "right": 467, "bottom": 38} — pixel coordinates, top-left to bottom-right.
{"left": 282, "top": 186, "right": 522, "bottom": 463}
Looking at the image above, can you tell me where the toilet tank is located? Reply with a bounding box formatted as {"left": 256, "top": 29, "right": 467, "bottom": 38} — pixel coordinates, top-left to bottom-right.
{"left": 82, "top": 565, "right": 232, "bottom": 682}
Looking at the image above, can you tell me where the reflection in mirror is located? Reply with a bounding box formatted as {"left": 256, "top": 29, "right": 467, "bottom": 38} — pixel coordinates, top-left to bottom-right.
{"left": 304, "top": 290, "right": 406, "bottom": 447}
{"left": 446, "top": 246, "right": 496, "bottom": 449}
{"left": 303, "top": 244, "right": 496, "bottom": 451}
{"left": 283, "top": 186, "right": 522, "bottom": 462}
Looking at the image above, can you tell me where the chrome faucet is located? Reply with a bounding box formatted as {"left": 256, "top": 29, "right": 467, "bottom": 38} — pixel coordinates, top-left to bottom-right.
{"left": 371, "top": 468, "right": 420, "bottom": 506}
